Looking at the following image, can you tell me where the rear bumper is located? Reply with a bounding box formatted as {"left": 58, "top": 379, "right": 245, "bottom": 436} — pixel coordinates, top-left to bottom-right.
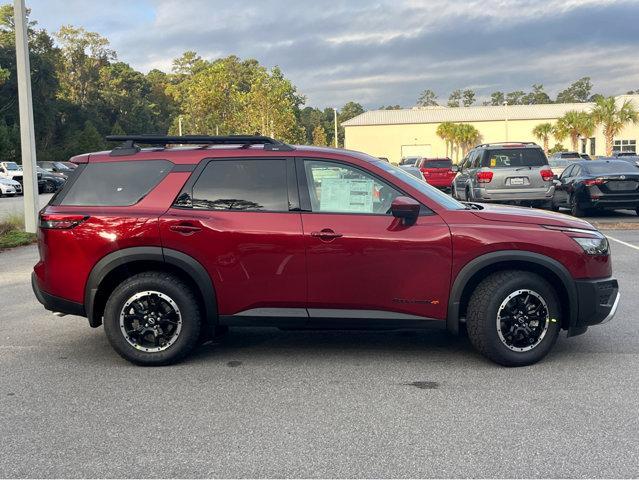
{"left": 574, "top": 277, "right": 619, "bottom": 328}
{"left": 31, "top": 272, "right": 85, "bottom": 317}
{"left": 475, "top": 185, "right": 554, "bottom": 202}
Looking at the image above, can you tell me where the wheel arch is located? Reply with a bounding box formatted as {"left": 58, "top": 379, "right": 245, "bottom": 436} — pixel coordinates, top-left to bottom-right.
{"left": 85, "top": 247, "right": 217, "bottom": 329}
{"left": 446, "top": 250, "right": 578, "bottom": 335}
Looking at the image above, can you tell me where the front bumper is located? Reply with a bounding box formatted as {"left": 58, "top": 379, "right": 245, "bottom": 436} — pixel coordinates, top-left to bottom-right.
{"left": 31, "top": 272, "right": 85, "bottom": 317}
{"left": 574, "top": 277, "right": 619, "bottom": 329}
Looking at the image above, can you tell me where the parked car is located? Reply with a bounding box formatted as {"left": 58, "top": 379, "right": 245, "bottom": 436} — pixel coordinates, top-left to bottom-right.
{"left": 33, "top": 135, "right": 618, "bottom": 367}
{"left": 551, "top": 159, "right": 639, "bottom": 216}
{"left": 579, "top": 153, "right": 591, "bottom": 160}
{"left": 36, "top": 166, "right": 66, "bottom": 193}
{"left": 399, "top": 156, "right": 420, "bottom": 166}
{"left": 37, "top": 161, "right": 73, "bottom": 178}
{"left": 398, "top": 165, "right": 426, "bottom": 181}
{"left": 377, "top": 157, "right": 390, "bottom": 162}
{"left": 59, "top": 161, "right": 78, "bottom": 170}
{"left": 0, "top": 177, "right": 22, "bottom": 196}
{"left": 453, "top": 142, "right": 554, "bottom": 207}
{"left": 415, "top": 157, "right": 455, "bottom": 191}
{"left": 609, "top": 153, "right": 639, "bottom": 169}
{"left": 0, "top": 161, "right": 23, "bottom": 184}
{"left": 549, "top": 151, "right": 582, "bottom": 161}
{"left": 548, "top": 158, "right": 576, "bottom": 178}
{"left": 612, "top": 151, "right": 638, "bottom": 158}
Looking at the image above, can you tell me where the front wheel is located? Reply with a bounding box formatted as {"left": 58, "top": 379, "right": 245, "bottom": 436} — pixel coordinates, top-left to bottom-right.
{"left": 466, "top": 270, "right": 561, "bottom": 367}
{"left": 570, "top": 194, "right": 586, "bottom": 217}
{"left": 103, "top": 272, "right": 202, "bottom": 365}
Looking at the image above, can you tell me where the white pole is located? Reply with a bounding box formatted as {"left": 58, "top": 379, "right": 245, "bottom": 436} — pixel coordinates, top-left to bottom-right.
{"left": 178, "top": 116, "right": 183, "bottom": 136}
{"left": 333, "top": 108, "right": 338, "bottom": 148}
{"left": 503, "top": 101, "right": 509, "bottom": 141}
{"left": 13, "top": 0, "right": 38, "bottom": 233}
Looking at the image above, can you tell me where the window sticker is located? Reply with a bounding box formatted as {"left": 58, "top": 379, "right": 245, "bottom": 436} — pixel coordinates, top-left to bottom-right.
{"left": 319, "top": 178, "right": 374, "bottom": 212}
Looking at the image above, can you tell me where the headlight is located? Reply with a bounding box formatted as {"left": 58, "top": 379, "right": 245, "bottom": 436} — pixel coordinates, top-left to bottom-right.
{"left": 572, "top": 236, "right": 609, "bottom": 255}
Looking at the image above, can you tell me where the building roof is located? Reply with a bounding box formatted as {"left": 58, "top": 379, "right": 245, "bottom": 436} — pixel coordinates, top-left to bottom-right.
{"left": 342, "top": 95, "right": 639, "bottom": 127}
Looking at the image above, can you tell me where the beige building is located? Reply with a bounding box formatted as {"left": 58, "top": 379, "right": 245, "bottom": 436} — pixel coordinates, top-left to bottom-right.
{"left": 343, "top": 95, "right": 639, "bottom": 164}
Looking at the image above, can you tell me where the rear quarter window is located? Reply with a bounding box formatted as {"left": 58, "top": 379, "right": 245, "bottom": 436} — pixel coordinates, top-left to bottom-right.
{"left": 59, "top": 160, "right": 172, "bottom": 206}
{"left": 482, "top": 148, "right": 547, "bottom": 168}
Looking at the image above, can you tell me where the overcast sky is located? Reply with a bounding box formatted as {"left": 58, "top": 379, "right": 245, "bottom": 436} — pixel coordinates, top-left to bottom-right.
{"left": 26, "top": 0, "right": 639, "bottom": 109}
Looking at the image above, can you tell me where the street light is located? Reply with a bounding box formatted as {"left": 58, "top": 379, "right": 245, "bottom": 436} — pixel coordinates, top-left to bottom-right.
{"left": 13, "top": 0, "right": 39, "bottom": 233}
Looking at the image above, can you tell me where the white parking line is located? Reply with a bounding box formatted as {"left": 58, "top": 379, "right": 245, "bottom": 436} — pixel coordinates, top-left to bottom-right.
{"left": 607, "top": 235, "right": 639, "bottom": 252}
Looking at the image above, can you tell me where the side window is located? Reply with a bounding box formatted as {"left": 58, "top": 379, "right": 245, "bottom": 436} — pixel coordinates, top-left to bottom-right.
{"left": 303, "top": 160, "right": 402, "bottom": 214}
{"left": 471, "top": 151, "right": 482, "bottom": 168}
{"left": 460, "top": 155, "right": 469, "bottom": 170}
{"left": 190, "top": 159, "right": 289, "bottom": 212}
{"left": 560, "top": 164, "right": 574, "bottom": 179}
{"left": 572, "top": 166, "right": 582, "bottom": 177}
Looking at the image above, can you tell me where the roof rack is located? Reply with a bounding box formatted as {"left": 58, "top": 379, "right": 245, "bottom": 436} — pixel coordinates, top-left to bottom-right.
{"left": 106, "top": 135, "right": 295, "bottom": 156}
{"left": 475, "top": 141, "right": 539, "bottom": 148}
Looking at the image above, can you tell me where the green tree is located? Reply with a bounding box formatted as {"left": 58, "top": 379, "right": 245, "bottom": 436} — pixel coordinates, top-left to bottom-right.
{"left": 312, "top": 125, "right": 328, "bottom": 146}
{"left": 379, "top": 105, "right": 401, "bottom": 110}
{"left": 462, "top": 89, "right": 475, "bottom": 107}
{"left": 436, "top": 122, "right": 455, "bottom": 159}
{"left": 74, "top": 120, "right": 104, "bottom": 154}
{"left": 555, "top": 111, "right": 594, "bottom": 151}
{"left": 454, "top": 123, "right": 481, "bottom": 158}
{"left": 532, "top": 122, "right": 554, "bottom": 154}
{"left": 548, "top": 143, "right": 566, "bottom": 155}
{"left": 417, "top": 89, "right": 438, "bottom": 107}
{"left": 485, "top": 91, "right": 505, "bottom": 106}
{"left": 522, "top": 84, "right": 551, "bottom": 104}
{"left": 591, "top": 96, "right": 639, "bottom": 156}
{"left": 556, "top": 77, "right": 592, "bottom": 103}
{"left": 506, "top": 90, "right": 525, "bottom": 105}
{"left": 447, "top": 89, "right": 462, "bottom": 107}
{"left": 337, "top": 101, "right": 364, "bottom": 147}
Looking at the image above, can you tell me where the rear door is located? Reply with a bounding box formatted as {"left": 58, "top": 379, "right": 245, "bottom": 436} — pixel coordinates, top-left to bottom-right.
{"left": 297, "top": 158, "right": 452, "bottom": 322}
{"left": 159, "top": 157, "right": 307, "bottom": 318}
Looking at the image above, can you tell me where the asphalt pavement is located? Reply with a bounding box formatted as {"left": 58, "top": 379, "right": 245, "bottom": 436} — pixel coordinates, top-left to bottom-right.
{"left": 0, "top": 233, "right": 638, "bottom": 478}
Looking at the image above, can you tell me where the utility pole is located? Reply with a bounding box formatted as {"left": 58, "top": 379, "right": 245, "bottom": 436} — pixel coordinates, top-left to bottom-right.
{"left": 13, "top": 0, "right": 38, "bottom": 233}
{"left": 333, "top": 108, "right": 338, "bottom": 148}
{"left": 503, "top": 101, "right": 509, "bottom": 141}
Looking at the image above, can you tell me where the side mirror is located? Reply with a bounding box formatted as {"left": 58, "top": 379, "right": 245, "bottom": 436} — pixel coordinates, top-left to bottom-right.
{"left": 451, "top": 165, "right": 459, "bottom": 173}
{"left": 391, "top": 196, "right": 420, "bottom": 226}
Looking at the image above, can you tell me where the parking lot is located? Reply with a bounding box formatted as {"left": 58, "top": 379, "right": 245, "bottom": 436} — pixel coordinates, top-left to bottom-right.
{"left": 0, "top": 228, "right": 638, "bottom": 477}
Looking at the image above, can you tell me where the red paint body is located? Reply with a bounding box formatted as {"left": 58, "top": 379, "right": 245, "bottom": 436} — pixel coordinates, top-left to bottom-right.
{"left": 33, "top": 146, "right": 612, "bottom": 323}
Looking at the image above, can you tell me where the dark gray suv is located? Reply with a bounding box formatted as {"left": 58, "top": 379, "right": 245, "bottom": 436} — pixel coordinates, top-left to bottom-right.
{"left": 453, "top": 142, "right": 555, "bottom": 207}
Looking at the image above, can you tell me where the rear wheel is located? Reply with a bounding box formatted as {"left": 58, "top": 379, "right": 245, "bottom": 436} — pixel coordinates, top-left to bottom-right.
{"left": 570, "top": 194, "right": 586, "bottom": 217}
{"left": 103, "top": 272, "right": 202, "bottom": 365}
{"left": 43, "top": 181, "right": 56, "bottom": 193}
{"left": 466, "top": 270, "right": 561, "bottom": 367}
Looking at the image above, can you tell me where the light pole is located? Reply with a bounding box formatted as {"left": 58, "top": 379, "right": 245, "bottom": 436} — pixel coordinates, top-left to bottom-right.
{"left": 178, "top": 116, "right": 183, "bottom": 136}
{"left": 333, "top": 108, "right": 338, "bottom": 148}
{"left": 13, "top": 0, "right": 39, "bottom": 233}
{"left": 503, "top": 100, "right": 509, "bottom": 141}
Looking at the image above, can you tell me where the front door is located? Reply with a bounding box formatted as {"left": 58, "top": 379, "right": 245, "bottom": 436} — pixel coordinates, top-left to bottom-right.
{"left": 297, "top": 158, "right": 452, "bottom": 322}
{"left": 160, "top": 157, "right": 307, "bottom": 317}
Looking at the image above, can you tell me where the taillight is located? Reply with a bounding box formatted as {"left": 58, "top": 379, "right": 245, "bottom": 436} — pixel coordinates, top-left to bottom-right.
{"left": 39, "top": 214, "right": 88, "bottom": 229}
{"left": 476, "top": 171, "right": 493, "bottom": 183}
{"left": 540, "top": 169, "right": 554, "bottom": 181}
{"left": 584, "top": 178, "right": 605, "bottom": 186}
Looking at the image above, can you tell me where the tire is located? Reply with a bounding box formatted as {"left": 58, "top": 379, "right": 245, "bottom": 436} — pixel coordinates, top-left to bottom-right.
{"left": 465, "top": 186, "right": 472, "bottom": 202}
{"left": 103, "top": 271, "right": 202, "bottom": 366}
{"left": 570, "top": 194, "right": 586, "bottom": 217}
{"left": 466, "top": 270, "right": 561, "bottom": 367}
{"left": 549, "top": 200, "right": 559, "bottom": 212}
{"left": 43, "top": 181, "right": 55, "bottom": 193}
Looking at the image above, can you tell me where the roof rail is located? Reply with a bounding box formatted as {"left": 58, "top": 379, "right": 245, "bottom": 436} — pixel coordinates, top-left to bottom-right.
{"left": 475, "top": 141, "right": 539, "bottom": 148}
{"left": 106, "top": 134, "right": 295, "bottom": 156}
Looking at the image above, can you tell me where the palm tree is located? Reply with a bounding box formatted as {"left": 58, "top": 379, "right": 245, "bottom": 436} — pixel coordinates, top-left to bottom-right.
{"left": 591, "top": 96, "right": 639, "bottom": 156}
{"left": 436, "top": 122, "right": 455, "bottom": 159}
{"left": 454, "top": 123, "right": 481, "bottom": 158}
{"left": 532, "top": 123, "right": 553, "bottom": 154}
{"left": 555, "top": 111, "right": 594, "bottom": 151}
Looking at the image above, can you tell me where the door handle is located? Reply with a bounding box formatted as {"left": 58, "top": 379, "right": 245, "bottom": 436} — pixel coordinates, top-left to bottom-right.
{"left": 311, "top": 229, "right": 343, "bottom": 240}
{"left": 170, "top": 223, "right": 202, "bottom": 234}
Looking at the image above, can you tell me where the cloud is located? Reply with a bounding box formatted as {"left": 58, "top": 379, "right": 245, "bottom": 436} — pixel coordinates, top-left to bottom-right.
{"left": 27, "top": 0, "right": 639, "bottom": 108}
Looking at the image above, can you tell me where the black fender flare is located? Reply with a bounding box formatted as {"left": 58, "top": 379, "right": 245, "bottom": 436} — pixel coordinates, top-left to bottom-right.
{"left": 446, "top": 250, "right": 578, "bottom": 335}
{"left": 85, "top": 246, "right": 217, "bottom": 327}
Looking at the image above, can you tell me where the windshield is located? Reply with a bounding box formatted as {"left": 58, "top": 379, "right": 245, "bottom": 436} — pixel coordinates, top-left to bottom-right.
{"left": 423, "top": 159, "right": 452, "bottom": 168}
{"left": 375, "top": 161, "right": 466, "bottom": 210}
{"left": 4, "top": 162, "right": 19, "bottom": 171}
{"left": 482, "top": 148, "right": 547, "bottom": 168}
{"left": 584, "top": 161, "right": 639, "bottom": 175}
{"left": 549, "top": 159, "right": 571, "bottom": 167}
{"left": 401, "top": 157, "right": 419, "bottom": 166}
{"left": 53, "top": 162, "right": 71, "bottom": 170}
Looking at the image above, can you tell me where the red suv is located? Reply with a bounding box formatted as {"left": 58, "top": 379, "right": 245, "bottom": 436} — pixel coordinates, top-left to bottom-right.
{"left": 32, "top": 135, "right": 619, "bottom": 367}
{"left": 415, "top": 157, "right": 456, "bottom": 191}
